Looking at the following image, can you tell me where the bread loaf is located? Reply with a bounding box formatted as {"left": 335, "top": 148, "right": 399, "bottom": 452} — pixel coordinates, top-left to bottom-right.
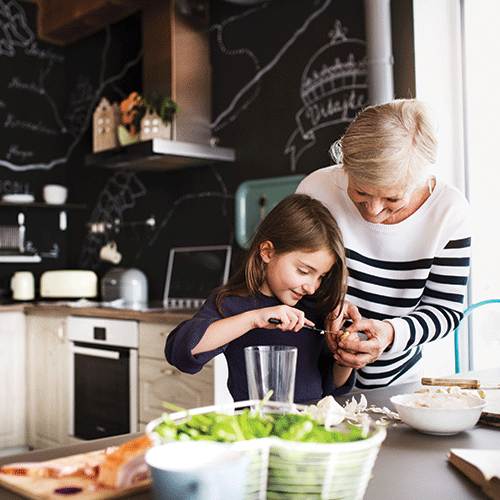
{"left": 0, "top": 435, "right": 152, "bottom": 489}
{"left": 0, "top": 448, "right": 116, "bottom": 479}
{"left": 96, "top": 434, "right": 152, "bottom": 488}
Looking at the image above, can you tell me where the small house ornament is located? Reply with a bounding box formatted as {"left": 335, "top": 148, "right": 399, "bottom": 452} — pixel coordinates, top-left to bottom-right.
{"left": 93, "top": 97, "right": 120, "bottom": 152}
{"left": 140, "top": 108, "right": 172, "bottom": 141}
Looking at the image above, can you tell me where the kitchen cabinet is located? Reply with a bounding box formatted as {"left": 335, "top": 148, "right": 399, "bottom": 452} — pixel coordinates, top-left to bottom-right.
{"left": 138, "top": 321, "right": 214, "bottom": 431}
{"left": 26, "top": 314, "right": 69, "bottom": 449}
{"left": 0, "top": 312, "right": 26, "bottom": 449}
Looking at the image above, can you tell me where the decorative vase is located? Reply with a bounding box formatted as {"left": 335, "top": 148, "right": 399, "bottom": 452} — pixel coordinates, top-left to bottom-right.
{"left": 117, "top": 124, "right": 140, "bottom": 146}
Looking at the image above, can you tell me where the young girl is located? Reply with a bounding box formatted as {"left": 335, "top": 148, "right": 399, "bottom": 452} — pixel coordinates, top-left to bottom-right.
{"left": 165, "top": 194, "right": 355, "bottom": 403}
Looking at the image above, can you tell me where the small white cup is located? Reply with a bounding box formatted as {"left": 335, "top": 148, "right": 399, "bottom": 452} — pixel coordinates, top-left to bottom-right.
{"left": 43, "top": 184, "right": 68, "bottom": 205}
{"left": 146, "top": 442, "right": 249, "bottom": 500}
{"left": 99, "top": 241, "right": 122, "bottom": 264}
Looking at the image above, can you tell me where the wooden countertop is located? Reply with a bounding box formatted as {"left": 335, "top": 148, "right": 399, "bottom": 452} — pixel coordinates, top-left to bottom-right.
{"left": 0, "top": 302, "right": 194, "bottom": 324}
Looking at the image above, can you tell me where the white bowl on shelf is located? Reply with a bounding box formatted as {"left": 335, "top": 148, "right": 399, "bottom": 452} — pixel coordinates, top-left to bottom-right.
{"left": 43, "top": 184, "right": 68, "bottom": 205}
{"left": 391, "top": 392, "right": 487, "bottom": 435}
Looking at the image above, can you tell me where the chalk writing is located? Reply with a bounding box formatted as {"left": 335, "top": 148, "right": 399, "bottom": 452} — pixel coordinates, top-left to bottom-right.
{"left": 4, "top": 113, "right": 59, "bottom": 135}
{"left": 8, "top": 76, "right": 44, "bottom": 94}
{"left": 24, "top": 42, "right": 64, "bottom": 64}
{"left": 0, "top": 179, "right": 30, "bottom": 194}
{"left": 0, "top": 0, "right": 141, "bottom": 172}
{"left": 6, "top": 145, "right": 34, "bottom": 161}
{"left": 210, "top": 1, "right": 365, "bottom": 172}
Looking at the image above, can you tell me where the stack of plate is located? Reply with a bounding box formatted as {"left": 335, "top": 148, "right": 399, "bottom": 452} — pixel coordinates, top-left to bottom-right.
{"left": 2, "top": 194, "right": 35, "bottom": 203}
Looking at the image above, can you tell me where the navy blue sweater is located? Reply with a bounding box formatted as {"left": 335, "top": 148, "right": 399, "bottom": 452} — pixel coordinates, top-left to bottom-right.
{"left": 165, "top": 292, "right": 355, "bottom": 403}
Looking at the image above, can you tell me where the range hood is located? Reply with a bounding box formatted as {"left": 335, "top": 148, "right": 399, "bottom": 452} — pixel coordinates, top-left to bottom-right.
{"left": 85, "top": 1, "right": 235, "bottom": 171}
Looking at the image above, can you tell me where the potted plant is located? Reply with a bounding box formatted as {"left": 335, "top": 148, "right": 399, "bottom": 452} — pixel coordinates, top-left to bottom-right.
{"left": 118, "top": 92, "right": 179, "bottom": 145}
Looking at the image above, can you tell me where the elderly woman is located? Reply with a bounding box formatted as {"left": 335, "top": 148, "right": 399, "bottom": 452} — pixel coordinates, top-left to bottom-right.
{"left": 297, "top": 99, "right": 471, "bottom": 389}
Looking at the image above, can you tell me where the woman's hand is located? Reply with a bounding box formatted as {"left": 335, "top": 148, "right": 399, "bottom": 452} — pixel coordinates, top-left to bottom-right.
{"left": 254, "top": 305, "right": 316, "bottom": 332}
{"left": 332, "top": 319, "right": 395, "bottom": 369}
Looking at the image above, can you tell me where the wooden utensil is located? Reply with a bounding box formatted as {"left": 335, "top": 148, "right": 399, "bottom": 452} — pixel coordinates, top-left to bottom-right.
{"left": 421, "top": 377, "right": 500, "bottom": 390}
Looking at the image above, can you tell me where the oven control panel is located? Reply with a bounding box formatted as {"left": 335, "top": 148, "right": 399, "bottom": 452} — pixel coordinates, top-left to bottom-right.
{"left": 67, "top": 316, "right": 138, "bottom": 348}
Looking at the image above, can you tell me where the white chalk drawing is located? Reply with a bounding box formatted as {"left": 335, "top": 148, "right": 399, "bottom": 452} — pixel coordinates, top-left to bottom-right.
{"left": 285, "top": 20, "right": 367, "bottom": 171}
{"left": 0, "top": 0, "right": 34, "bottom": 57}
{"left": 82, "top": 166, "right": 233, "bottom": 268}
{"left": 211, "top": 1, "right": 367, "bottom": 172}
{"left": 80, "top": 170, "right": 148, "bottom": 269}
{"left": 140, "top": 166, "right": 233, "bottom": 259}
{"left": 0, "top": 0, "right": 141, "bottom": 172}
{"left": 211, "top": 0, "right": 332, "bottom": 133}
{"left": 210, "top": 3, "right": 265, "bottom": 132}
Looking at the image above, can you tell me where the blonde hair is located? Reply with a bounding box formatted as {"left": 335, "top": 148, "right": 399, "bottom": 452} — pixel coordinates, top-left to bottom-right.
{"left": 330, "top": 99, "right": 438, "bottom": 191}
{"left": 216, "top": 194, "right": 347, "bottom": 316}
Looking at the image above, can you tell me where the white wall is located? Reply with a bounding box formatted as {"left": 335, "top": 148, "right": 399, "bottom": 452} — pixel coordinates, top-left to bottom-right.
{"left": 414, "top": 0, "right": 500, "bottom": 374}
{"left": 412, "top": 0, "right": 465, "bottom": 376}
{"left": 462, "top": 0, "right": 500, "bottom": 369}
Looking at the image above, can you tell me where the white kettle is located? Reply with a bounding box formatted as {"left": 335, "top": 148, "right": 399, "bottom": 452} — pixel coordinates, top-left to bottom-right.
{"left": 11, "top": 271, "right": 35, "bottom": 301}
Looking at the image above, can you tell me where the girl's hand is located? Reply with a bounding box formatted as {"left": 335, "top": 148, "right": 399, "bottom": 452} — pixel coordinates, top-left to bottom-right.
{"left": 325, "top": 300, "right": 362, "bottom": 333}
{"left": 254, "top": 305, "right": 316, "bottom": 332}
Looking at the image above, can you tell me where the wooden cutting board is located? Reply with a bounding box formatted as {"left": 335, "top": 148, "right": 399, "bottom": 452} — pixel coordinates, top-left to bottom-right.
{"left": 0, "top": 449, "right": 151, "bottom": 500}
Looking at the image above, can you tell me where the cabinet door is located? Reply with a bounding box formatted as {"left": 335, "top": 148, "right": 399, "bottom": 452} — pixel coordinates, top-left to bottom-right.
{"left": 0, "top": 312, "right": 26, "bottom": 449}
{"left": 139, "top": 358, "right": 214, "bottom": 424}
{"left": 26, "top": 315, "right": 68, "bottom": 449}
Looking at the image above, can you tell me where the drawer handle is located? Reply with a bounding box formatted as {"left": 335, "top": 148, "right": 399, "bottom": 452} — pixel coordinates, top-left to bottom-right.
{"left": 161, "top": 368, "right": 177, "bottom": 376}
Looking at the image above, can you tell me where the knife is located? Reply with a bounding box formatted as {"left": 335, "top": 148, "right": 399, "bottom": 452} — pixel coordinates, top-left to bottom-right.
{"left": 421, "top": 377, "right": 500, "bottom": 390}
{"left": 269, "top": 318, "right": 347, "bottom": 336}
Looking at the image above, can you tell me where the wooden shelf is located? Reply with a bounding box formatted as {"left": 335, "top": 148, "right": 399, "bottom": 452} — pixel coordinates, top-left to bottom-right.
{"left": 0, "top": 202, "right": 87, "bottom": 209}
{"left": 85, "top": 139, "right": 235, "bottom": 171}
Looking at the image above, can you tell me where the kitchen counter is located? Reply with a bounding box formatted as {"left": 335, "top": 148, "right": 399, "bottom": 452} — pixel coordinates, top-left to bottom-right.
{"left": 2, "top": 301, "right": 194, "bottom": 323}
{"left": 1, "top": 367, "right": 498, "bottom": 500}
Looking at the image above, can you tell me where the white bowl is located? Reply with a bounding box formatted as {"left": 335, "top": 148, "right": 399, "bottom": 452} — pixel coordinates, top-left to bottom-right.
{"left": 390, "top": 392, "right": 487, "bottom": 435}
{"left": 43, "top": 184, "right": 68, "bottom": 205}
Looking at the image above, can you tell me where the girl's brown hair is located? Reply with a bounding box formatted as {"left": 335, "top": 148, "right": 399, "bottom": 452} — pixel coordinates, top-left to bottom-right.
{"left": 216, "top": 193, "right": 347, "bottom": 316}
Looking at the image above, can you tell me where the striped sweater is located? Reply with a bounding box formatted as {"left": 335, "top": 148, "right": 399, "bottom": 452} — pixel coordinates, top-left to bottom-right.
{"left": 297, "top": 166, "right": 471, "bottom": 388}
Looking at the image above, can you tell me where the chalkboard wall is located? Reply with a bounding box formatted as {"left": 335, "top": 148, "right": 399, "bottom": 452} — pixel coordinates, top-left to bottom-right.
{"left": 0, "top": 0, "right": 367, "bottom": 301}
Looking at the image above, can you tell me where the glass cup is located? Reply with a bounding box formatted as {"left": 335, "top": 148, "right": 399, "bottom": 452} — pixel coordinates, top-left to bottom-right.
{"left": 244, "top": 345, "right": 298, "bottom": 410}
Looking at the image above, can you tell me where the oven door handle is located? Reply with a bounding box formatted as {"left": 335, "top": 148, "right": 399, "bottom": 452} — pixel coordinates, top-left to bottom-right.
{"left": 71, "top": 344, "right": 120, "bottom": 360}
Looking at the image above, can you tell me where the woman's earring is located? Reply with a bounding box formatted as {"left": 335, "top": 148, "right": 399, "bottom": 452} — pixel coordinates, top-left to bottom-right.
{"left": 330, "top": 140, "right": 343, "bottom": 163}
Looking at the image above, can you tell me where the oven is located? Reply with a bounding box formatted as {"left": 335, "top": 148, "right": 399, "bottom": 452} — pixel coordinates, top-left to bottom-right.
{"left": 67, "top": 316, "right": 138, "bottom": 440}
